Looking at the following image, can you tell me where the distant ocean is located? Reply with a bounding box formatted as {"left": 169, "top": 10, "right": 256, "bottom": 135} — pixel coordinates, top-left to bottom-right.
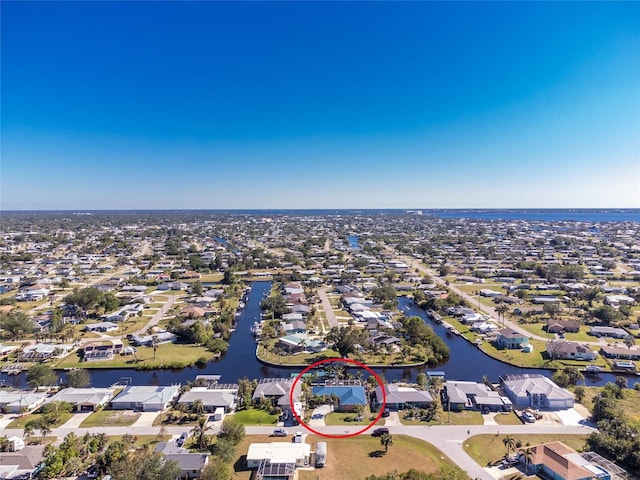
{"left": 4, "top": 209, "right": 639, "bottom": 222}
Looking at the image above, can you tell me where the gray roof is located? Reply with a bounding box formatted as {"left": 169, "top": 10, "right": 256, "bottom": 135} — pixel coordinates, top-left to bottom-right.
{"left": 502, "top": 374, "right": 574, "bottom": 401}
{"left": 164, "top": 453, "right": 209, "bottom": 471}
{"left": 112, "top": 385, "right": 180, "bottom": 405}
{"left": 49, "top": 387, "right": 115, "bottom": 406}
{"left": 376, "top": 385, "right": 433, "bottom": 404}
{"left": 178, "top": 389, "right": 236, "bottom": 408}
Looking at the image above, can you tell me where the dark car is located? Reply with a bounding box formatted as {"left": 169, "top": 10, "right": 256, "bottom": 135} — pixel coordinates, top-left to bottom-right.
{"left": 381, "top": 409, "right": 390, "bottom": 418}
{"left": 371, "top": 428, "right": 389, "bottom": 437}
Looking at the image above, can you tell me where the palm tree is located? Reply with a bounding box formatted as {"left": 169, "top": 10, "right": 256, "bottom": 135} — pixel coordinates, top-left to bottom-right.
{"left": 519, "top": 447, "right": 535, "bottom": 475}
{"left": 502, "top": 435, "right": 516, "bottom": 457}
{"left": 151, "top": 335, "right": 159, "bottom": 360}
{"left": 40, "top": 423, "right": 52, "bottom": 442}
{"left": 495, "top": 304, "right": 508, "bottom": 326}
{"left": 380, "top": 432, "right": 393, "bottom": 453}
{"left": 191, "top": 415, "right": 214, "bottom": 450}
{"left": 624, "top": 334, "right": 635, "bottom": 349}
{"left": 191, "top": 399, "right": 205, "bottom": 415}
{"left": 23, "top": 423, "right": 35, "bottom": 442}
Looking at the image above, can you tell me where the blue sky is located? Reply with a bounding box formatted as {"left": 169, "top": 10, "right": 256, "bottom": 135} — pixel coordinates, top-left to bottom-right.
{"left": 2, "top": 1, "right": 639, "bottom": 209}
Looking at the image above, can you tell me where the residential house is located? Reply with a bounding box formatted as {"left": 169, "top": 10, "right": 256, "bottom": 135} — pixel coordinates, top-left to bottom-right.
{"left": 312, "top": 381, "right": 367, "bottom": 412}
{"left": 48, "top": 387, "right": 115, "bottom": 412}
{"left": 589, "top": 326, "right": 628, "bottom": 339}
{"left": 604, "top": 295, "right": 635, "bottom": 307}
{"left": 443, "top": 381, "right": 506, "bottom": 412}
{"left": 84, "top": 321, "right": 119, "bottom": 333}
{"left": 600, "top": 345, "right": 640, "bottom": 361}
{"left": 518, "top": 442, "right": 614, "bottom": 480}
{"left": 164, "top": 453, "right": 209, "bottom": 479}
{"left": 374, "top": 384, "right": 433, "bottom": 411}
{"left": 546, "top": 319, "right": 580, "bottom": 334}
{"left": 495, "top": 328, "right": 529, "bottom": 349}
{"left": 246, "top": 442, "right": 311, "bottom": 469}
{"left": 501, "top": 374, "right": 574, "bottom": 409}
{"left": 0, "top": 391, "right": 47, "bottom": 414}
{"left": 252, "top": 378, "right": 302, "bottom": 416}
{"left": 177, "top": 385, "right": 238, "bottom": 413}
{"left": 276, "top": 334, "right": 324, "bottom": 354}
{"left": 111, "top": 385, "right": 181, "bottom": 411}
{"left": 83, "top": 343, "right": 115, "bottom": 361}
{"left": 546, "top": 341, "right": 596, "bottom": 361}
{"left": 130, "top": 331, "right": 177, "bottom": 346}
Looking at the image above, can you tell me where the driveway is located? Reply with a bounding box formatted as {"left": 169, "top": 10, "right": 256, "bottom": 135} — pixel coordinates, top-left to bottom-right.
{"left": 131, "top": 411, "right": 160, "bottom": 427}
{"left": 382, "top": 411, "right": 403, "bottom": 427}
{"left": 59, "top": 412, "right": 93, "bottom": 429}
{"left": 309, "top": 405, "right": 332, "bottom": 427}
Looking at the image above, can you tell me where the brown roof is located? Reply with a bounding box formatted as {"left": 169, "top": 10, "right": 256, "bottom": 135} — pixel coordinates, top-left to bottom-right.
{"left": 180, "top": 306, "right": 206, "bottom": 318}
{"left": 528, "top": 442, "right": 595, "bottom": 480}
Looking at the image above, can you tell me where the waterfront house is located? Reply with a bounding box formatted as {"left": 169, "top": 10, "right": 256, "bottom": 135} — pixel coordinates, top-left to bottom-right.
{"left": 589, "top": 326, "right": 628, "bottom": 339}
{"left": 84, "top": 321, "right": 119, "bottom": 333}
{"left": 443, "top": 381, "right": 506, "bottom": 412}
{"left": 0, "top": 391, "right": 47, "bottom": 414}
{"left": 177, "top": 385, "right": 238, "bottom": 413}
{"left": 495, "top": 328, "right": 529, "bottom": 349}
{"left": 600, "top": 345, "right": 640, "bottom": 361}
{"left": 48, "top": 387, "right": 115, "bottom": 412}
{"left": 111, "top": 385, "right": 180, "bottom": 411}
{"left": 83, "top": 343, "right": 115, "bottom": 361}
{"left": 130, "top": 331, "right": 177, "bottom": 346}
{"left": 276, "top": 334, "right": 324, "bottom": 354}
{"left": 252, "top": 378, "right": 303, "bottom": 416}
{"left": 518, "top": 442, "right": 614, "bottom": 480}
{"left": 501, "top": 374, "right": 574, "bottom": 409}
{"left": 312, "top": 381, "right": 367, "bottom": 412}
{"left": 374, "top": 384, "right": 433, "bottom": 411}
{"left": 546, "top": 341, "right": 596, "bottom": 361}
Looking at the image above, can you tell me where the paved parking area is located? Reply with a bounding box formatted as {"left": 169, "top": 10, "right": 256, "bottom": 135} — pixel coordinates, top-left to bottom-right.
{"left": 555, "top": 407, "right": 586, "bottom": 426}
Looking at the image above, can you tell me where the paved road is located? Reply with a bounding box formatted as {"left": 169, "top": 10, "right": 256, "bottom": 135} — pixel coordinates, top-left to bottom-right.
{"left": 0, "top": 419, "right": 595, "bottom": 480}
{"left": 318, "top": 286, "right": 339, "bottom": 328}
{"left": 132, "top": 293, "right": 175, "bottom": 336}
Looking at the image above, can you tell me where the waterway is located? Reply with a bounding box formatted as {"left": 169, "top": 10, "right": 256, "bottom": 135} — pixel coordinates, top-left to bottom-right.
{"left": 346, "top": 235, "right": 360, "bottom": 250}
{"left": 2, "top": 282, "right": 636, "bottom": 389}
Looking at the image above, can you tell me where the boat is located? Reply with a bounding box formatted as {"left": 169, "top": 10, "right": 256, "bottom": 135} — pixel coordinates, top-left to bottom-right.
{"left": 585, "top": 365, "right": 603, "bottom": 374}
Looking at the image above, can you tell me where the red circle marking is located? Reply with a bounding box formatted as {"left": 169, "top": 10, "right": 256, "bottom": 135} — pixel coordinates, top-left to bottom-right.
{"left": 288, "top": 357, "right": 387, "bottom": 439}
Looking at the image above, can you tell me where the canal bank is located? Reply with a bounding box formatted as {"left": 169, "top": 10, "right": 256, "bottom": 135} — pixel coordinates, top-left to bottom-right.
{"left": 1, "top": 282, "right": 636, "bottom": 389}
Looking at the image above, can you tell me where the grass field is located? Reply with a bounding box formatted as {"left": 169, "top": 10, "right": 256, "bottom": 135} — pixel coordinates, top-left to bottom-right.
{"left": 80, "top": 410, "right": 141, "bottom": 427}
{"left": 579, "top": 386, "right": 640, "bottom": 429}
{"left": 399, "top": 409, "right": 484, "bottom": 426}
{"left": 464, "top": 434, "right": 588, "bottom": 467}
{"left": 231, "top": 433, "right": 456, "bottom": 480}
{"left": 323, "top": 412, "right": 385, "bottom": 426}
{"left": 231, "top": 408, "right": 279, "bottom": 425}
{"left": 493, "top": 412, "right": 524, "bottom": 425}
{"left": 6, "top": 412, "right": 73, "bottom": 429}
{"left": 517, "top": 322, "right": 597, "bottom": 343}
{"left": 55, "top": 342, "right": 215, "bottom": 369}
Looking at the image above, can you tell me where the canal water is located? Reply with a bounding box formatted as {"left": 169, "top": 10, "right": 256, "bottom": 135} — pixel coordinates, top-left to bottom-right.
{"left": 346, "top": 235, "right": 360, "bottom": 250}
{"left": 2, "top": 282, "right": 636, "bottom": 389}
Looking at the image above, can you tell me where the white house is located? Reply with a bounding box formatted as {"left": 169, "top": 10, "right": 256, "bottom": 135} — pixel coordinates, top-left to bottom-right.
{"left": 111, "top": 385, "right": 180, "bottom": 411}
{"left": 501, "top": 374, "right": 574, "bottom": 410}
{"left": 246, "top": 442, "right": 311, "bottom": 469}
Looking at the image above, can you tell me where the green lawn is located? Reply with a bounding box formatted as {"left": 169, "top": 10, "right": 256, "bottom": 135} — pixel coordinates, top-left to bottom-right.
{"left": 463, "top": 434, "right": 588, "bottom": 467}
{"left": 323, "top": 412, "right": 385, "bottom": 426}
{"left": 399, "top": 408, "right": 484, "bottom": 426}
{"left": 54, "top": 342, "right": 215, "bottom": 369}
{"left": 517, "top": 322, "right": 596, "bottom": 343}
{"left": 231, "top": 408, "right": 279, "bottom": 425}
{"left": 80, "top": 409, "right": 141, "bottom": 427}
{"left": 153, "top": 410, "right": 202, "bottom": 427}
{"left": 493, "top": 412, "right": 524, "bottom": 425}
{"left": 103, "top": 316, "right": 152, "bottom": 336}
{"left": 6, "top": 412, "right": 73, "bottom": 429}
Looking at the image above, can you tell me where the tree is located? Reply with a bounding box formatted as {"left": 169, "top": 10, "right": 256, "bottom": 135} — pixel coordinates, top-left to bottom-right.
{"left": 574, "top": 385, "right": 586, "bottom": 403}
{"left": 191, "top": 280, "right": 204, "bottom": 296}
{"left": 581, "top": 287, "right": 600, "bottom": 307}
{"left": 624, "top": 335, "right": 635, "bottom": 349}
{"left": 615, "top": 376, "right": 627, "bottom": 392}
{"left": 416, "top": 373, "right": 428, "bottom": 390}
{"left": 503, "top": 435, "right": 516, "bottom": 457}
{"left": 108, "top": 449, "right": 181, "bottom": 480}
{"left": 380, "top": 432, "right": 393, "bottom": 453}
{"left": 520, "top": 447, "right": 535, "bottom": 475}
{"left": 26, "top": 364, "right": 58, "bottom": 388}
{"left": 191, "top": 416, "right": 214, "bottom": 450}
{"left": 191, "top": 399, "right": 205, "bottom": 415}
{"left": 151, "top": 335, "right": 159, "bottom": 360}
{"left": 592, "top": 305, "right": 622, "bottom": 325}
{"left": 200, "top": 457, "right": 231, "bottom": 480}
{"left": 66, "top": 368, "right": 91, "bottom": 388}
{"left": 495, "top": 304, "right": 508, "bottom": 326}
{"left": 218, "top": 416, "right": 245, "bottom": 446}
{"left": 0, "top": 310, "right": 34, "bottom": 339}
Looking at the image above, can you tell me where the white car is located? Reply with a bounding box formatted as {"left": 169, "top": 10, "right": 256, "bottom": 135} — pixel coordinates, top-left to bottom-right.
{"left": 522, "top": 412, "right": 536, "bottom": 423}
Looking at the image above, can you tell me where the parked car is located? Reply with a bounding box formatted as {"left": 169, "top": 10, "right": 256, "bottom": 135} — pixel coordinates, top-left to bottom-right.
{"left": 381, "top": 409, "right": 390, "bottom": 418}
{"left": 371, "top": 428, "right": 389, "bottom": 437}
{"left": 522, "top": 412, "right": 536, "bottom": 423}
{"left": 272, "top": 428, "right": 287, "bottom": 437}
{"left": 177, "top": 431, "right": 189, "bottom": 446}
